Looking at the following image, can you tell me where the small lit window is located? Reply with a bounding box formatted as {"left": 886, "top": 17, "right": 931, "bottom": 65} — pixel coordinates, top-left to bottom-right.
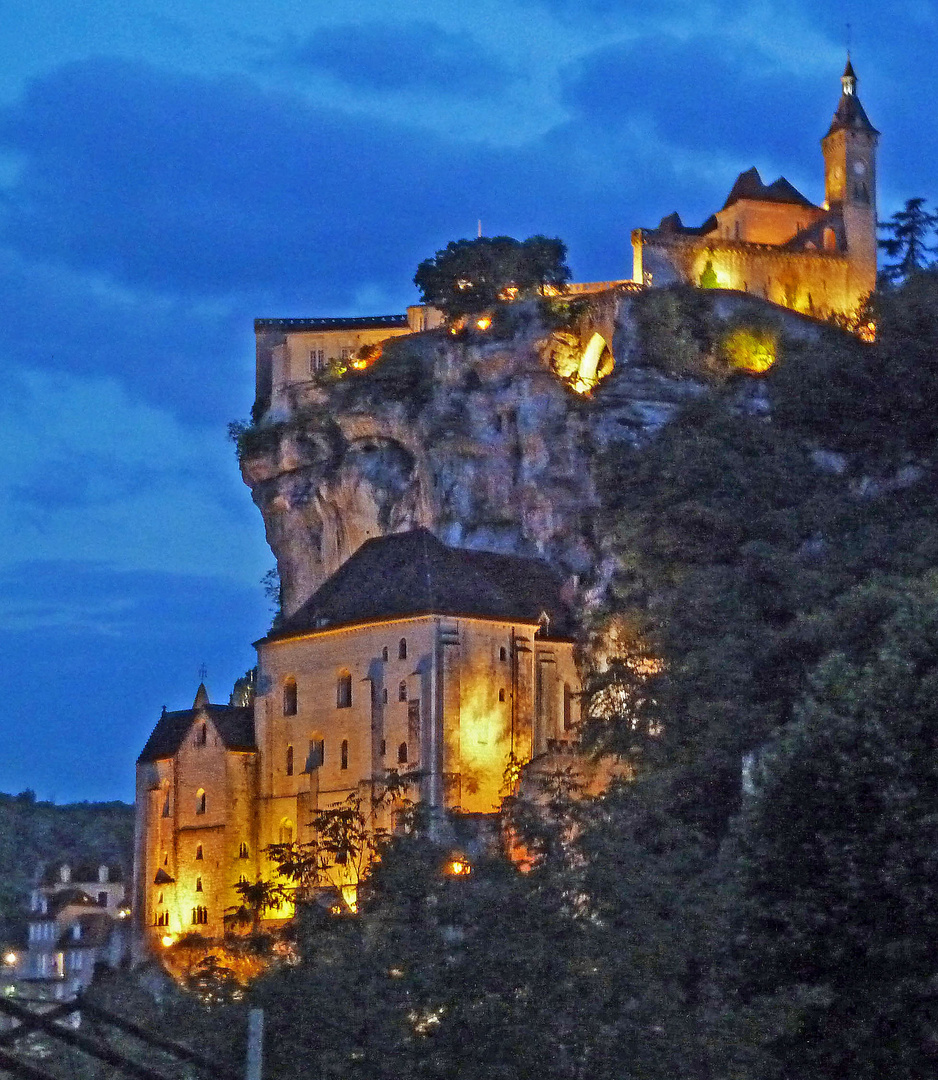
{"left": 398, "top": 742, "right": 408, "bottom": 765}
{"left": 239, "top": 842, "right": 249, "bottom": 859}
{"left": 498, "top": 688, "right": 506, "bottom": 703}
{"left": 195, "top": 877, "right": 203, "bottom": 893}
{"left": 196, "top": 789, "right": 206, "bottom": 815}
{"left": 341, "top": 740, "right": 349, "bottom": 770}
{"left": 195, "top": 845, "right": 203, "bottom": 860}
{"left": 286, "top": 744, "right": 294, "bottom": 776}
{"left": 398, "top": 638, "right": 407, "bottom": 660}
{"left": 279, "top": 819, "right": 294, "bottom": 845}
{"left": 192, "top": 906, "right": 208, "bottom": 925}
{"left": 399, "top": 680, "right": 407, "bottom": 702}
{"left": 337, "top": 671, "right": 352, "bottom": 709}
{"left": 283, "top": 678, "right": 297, "bottom": 716}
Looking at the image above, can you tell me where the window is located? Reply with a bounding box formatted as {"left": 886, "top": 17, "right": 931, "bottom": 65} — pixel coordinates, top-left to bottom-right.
{"left": 196, "top": 789, "right": 206, "bottom": 815}
{"left": 337, "top": 670, "right": 352, "bottom": 708}
{"left": 498, "top": 688, "right": 506, "bottom": 703}
{"left": 97, "top": 891, "right": 108, "bottom": 907}
{"left": 279, "top": 819, "right": 294, "bottom": 845}
{"left": 398, "top": 638, "right": 407, "bottom": 660}
{"left": 239, "top": 842, "right": 249, "bottom": 859}
{"left": 563, "top": 683, "right": 574, "bottom": 732}
{"left": 195, "top": 877, "right": 203, "bottom": 892}
{"left": 399, "top": 680, "right": 408, "bottom": 702}
{"left": 499, "top": 646, "right": 508, "bottom": 662}
{"left": 341, "top": 740, "right": 349, "bottom": 770}
{"left": 196, "top": 845, "right": 203, "bottom": 860}
{"left": 308, "top": 739, "right": 325, "bottom": 769}
{"left": 380, "top": 739, "right": 386, "bottom": 756}
{"left": 309, "top": 348, "right": 325, "bottom": 373}
{"left": 196, "top": 723, "right": 207, "bottom": 746}
{"left": 286, "top": 744, "right": 294, "bottom": 776}
{"left": 382, "top": 646, "right": 389, "bottom": 661}
{"left": 398, "top": 742, "right": 408, "bottom": 765}
{"left": 340, "top": 347, "right": 351, "bottom": 362}
{"left": 192, "top": 906, "right": 208, "bottom": 925}
{"left": 283, "top": 678, "right": 297, "bottom": 716}
{"left": 161, "top": 788, "right": 170, "bottom": 817}
{"left": 382, "top": 687, "right": 388, "bottom": 704}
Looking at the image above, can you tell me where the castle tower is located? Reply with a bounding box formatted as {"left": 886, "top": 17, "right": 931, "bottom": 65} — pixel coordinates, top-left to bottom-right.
{"left": 821, "top": 58, "right": 880, "bottom": 303}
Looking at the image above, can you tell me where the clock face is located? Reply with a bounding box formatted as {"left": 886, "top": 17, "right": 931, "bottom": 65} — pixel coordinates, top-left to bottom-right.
{"left": 852, "top": 160, "right": 866, "bottom": 176}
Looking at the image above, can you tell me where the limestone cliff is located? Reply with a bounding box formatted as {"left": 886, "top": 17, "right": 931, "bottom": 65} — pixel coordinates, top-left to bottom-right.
{"left": 239, "top": 289, "right": 825, "bottom": 619}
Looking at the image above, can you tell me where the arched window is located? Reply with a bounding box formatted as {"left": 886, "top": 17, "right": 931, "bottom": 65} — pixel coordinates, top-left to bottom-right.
{"left": 399, "top": 680, "right": 408, "bottom": 702}
{"left": 398, "top": 638, "right": 407, "bottom": 660}
{"left": 195, "top": 877, "right": 203, "bottom": 892}
{"left": 195, "top": 845, "right": 203, "bottom": 860}
{"left": 279, "top": 818, "right": 294, "bottom": 845}
{"left": 337, "top": 671, "right": 352, "bottom": 708}
{"left": 382, "top": 646, "right": 389, "bottom": 662}
{"left": 499, "top": 646, "right": 507, "bottom": 662}
{"left": 398, "top": 742, "right": 408, "bottom": 765}
{"left": 286, "top": 744, "right": 294, "bottom": 776}
{"left": 196, "top": 723, "right": 207, "bottom": 746}
{"left": 823, "top": 226, "right": 837, "bottom": 251}
{"left": 308, "top": 738, "right": 325, "bottom": 769}
{"left": 161, "top": 784, "right": 170, "bottom": 817}
{"left": 283, "top": 678, "right": 297, "bottom": 716}
{"left": 498, "top": 688, "right": 506, "bottom": 703}
{"left": 239, "top": 842, "right": 249, "bottom": 859}
{"left": 196, "top": 789, "right": 206, "bottom": 815}
{"left": 341, "top": 740, "right": 349, "bottom": 770}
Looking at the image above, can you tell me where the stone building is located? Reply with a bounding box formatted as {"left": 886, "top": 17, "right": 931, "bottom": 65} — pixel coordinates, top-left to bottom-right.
{"left": 134, "top": 530, "right": 580, "bottom": 949}
{"left": 631, "top": 60, "right": 879, "bottom": 318}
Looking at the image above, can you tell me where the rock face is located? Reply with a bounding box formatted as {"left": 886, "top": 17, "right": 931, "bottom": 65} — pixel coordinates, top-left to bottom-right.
{"left": 240, "top": 290, "right": 824, "bottom": 618}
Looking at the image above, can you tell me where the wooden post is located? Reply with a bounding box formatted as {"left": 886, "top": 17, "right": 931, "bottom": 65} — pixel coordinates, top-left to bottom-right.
{"left": 245, "top": 1008, "right": 264, "bottom": 1080}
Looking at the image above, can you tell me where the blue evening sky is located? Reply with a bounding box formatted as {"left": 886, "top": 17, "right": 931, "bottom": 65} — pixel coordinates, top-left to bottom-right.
{"left": 0, "top": 0, "right": 933, "bottom": 802}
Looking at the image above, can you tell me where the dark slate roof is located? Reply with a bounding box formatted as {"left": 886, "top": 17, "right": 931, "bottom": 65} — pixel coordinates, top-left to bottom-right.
{"left": 722, "top": 167, "right": 818, "bottom": 210}
{"left": 269, "top": 529, "right": 575, "bottom": 640}
{"left": 40, "top": 862, "right": 124, "bottom": 887}
{"left": 255, "top": 315, "right": 408, "bottom": 333}
{"left": 826, "top": 88, "right": 878, "bottom": 136}
{"left": 137, "top": 697, "right": 255, "bottom": 764}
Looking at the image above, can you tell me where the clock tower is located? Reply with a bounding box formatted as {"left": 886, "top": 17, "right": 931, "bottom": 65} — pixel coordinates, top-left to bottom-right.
{"left": 822, "top": 58, "right": 880, "bottom": 301}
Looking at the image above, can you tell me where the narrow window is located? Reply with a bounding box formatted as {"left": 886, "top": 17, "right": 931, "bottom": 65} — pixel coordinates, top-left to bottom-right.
{"left": 382, "top": 687, "right": 388, "bottom": 704}
{"left": 380, "top": 739, "right": 386, "bottom": 756}
{"left": 239, "top": 842, "right": 249, "bottom": 859}
{"left": 286, "top": 744, "right": 294, "bottom": 776}
{"left": 399, "top": 680, "right": 407, "bottom": 702}
{"left": 382, "top": 646, "right": 389, "bottom": 662}
{"left": 337, "top": 671, "right": 352, "bottom": 708}
{"left": 341, "top": 740, "right": 349, "bottom": 770}
{"left": 398, "top": 638, "right": 407, "bottom": 660}
{"left": 196, "top": 723, "right": 207, "bottom": 746}
{"left": 563, "top": 683, "right": 574, "bottom": 732}
{"left": 161, "top": 789, "right": 170, "bottom": 817}
{"left": 307, "top": 738, "right": 325, "bottom": 769}
{"left": 279, "top": 819, "right": 294, "bottom": 845}
{"left": 499, "top": 646, "right": 507, "bottom": 662}
{"left": 97, "top": 892, "right": 108, "bottom": 907}
{"left": 283, "top": 678, "right": 297, "bottom": 716}
{"left": 196, "top": 844, "right": 203, "bottom": 860}
{"left": 398, "top": 742, "right": 408, "bottom": 765}
{"left": 196, "top": 789, "right": 206, "bottom": 815}
{"left": 195, "top": 877, "right": 203, "bottom": 893}
{"left": 498, "top": 688, "right": 506, "bottom": 703}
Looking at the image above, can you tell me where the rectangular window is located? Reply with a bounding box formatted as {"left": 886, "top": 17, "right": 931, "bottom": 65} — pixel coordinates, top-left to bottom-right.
{"left": 309, "top": 348, "right": 325, "bottom": 373}
{"left": 340, "top": 347, "right": 351, "bottom": 362}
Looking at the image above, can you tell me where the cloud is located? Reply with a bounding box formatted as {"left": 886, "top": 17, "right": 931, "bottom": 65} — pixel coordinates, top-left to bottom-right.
{"left": 283, "top": 21, "right": 511, "bottom": 95}
{"left": 0, "top": 560, "right": 269, "bottom": 802}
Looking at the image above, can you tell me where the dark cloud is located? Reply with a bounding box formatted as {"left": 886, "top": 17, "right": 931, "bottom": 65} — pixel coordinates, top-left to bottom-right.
{"left": 0, "top": 562, "right": 269, "bottom": 802}
{"left": 283, "top": 21, "right": 511, "bottom": 95}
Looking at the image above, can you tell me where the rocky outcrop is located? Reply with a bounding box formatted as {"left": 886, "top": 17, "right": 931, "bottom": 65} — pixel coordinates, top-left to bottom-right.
{"left": 240, "top": 290, "right": 825, "bottom": 618}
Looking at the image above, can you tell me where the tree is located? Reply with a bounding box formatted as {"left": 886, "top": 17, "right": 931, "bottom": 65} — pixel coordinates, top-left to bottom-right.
{"left": 413, "top": 234, "right": 570, "bottom": 320}
{"left": 878, "top": 197, "right": 937, "bottom": 285}
{"left": 732, "top": 582, "right": 938, "bottom": 1077}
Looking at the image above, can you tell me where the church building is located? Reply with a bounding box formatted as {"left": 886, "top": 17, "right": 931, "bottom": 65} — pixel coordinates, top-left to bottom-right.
{"left": 134, "top": 530, "right": 580, "bottom": 947}
{"left": 631, "top": 60, "right": 879, "bottom": 317}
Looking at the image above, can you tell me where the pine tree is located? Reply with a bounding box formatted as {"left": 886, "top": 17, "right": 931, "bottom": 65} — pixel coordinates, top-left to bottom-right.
{"left": 878, "top": 197, "right": 938, "bottom": 285}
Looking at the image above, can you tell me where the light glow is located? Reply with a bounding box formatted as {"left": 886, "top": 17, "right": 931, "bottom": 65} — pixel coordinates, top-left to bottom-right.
{"left": 476, "top": 315, "right": 492, "bottom": 330}
{"left": 161, "top": 935, "right": 175, "bottom": 948}
{"left": 446, "top": 856, "right": 471, "bottom": 877}
{"left": 3, "top": 952, "right": 17, "bottom": 966}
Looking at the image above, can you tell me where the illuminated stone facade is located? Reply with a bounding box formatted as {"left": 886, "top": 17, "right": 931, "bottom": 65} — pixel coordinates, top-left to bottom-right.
{"left": 134, "top": 531, "right": 579, "bottom": 948}
{"left": 631, "top": 61, "right": 879, "bottom": 319}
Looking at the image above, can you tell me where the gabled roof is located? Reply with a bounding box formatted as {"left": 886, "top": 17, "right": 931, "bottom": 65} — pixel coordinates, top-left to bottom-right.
{"left": 269, "top": 529, "right": 574, "bottom": 640}
{"left": 137, "top": 695, "right": 255, "bottom": 765}
{"left": 722, "top": 167, "right": 818, "bottom": 210}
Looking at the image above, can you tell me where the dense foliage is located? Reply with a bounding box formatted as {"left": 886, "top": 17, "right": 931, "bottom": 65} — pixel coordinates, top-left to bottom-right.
{"left": 413, "top": 235, "right": 570, "bottom": 320}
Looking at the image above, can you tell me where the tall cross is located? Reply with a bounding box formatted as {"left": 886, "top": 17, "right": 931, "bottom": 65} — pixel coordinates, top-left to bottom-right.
{"left": 198, "top": 663, "right": 208, "bottom": 682}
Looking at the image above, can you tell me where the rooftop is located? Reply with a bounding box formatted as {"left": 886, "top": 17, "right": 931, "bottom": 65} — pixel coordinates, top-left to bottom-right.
{"left": 255, "top": 315, "right": 409, "bottom": 333}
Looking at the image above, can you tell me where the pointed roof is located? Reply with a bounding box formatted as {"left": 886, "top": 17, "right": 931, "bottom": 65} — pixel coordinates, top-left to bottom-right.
{"left": 137, "top": 696, "right": 255, "bottom": 764}
{"left": 269, "top": 529, "right": 574, "bottom": 640}
{"left": 826, "top": 58, "right": 879, "bottom": 137}
{"left": 193, "top": 683, "right": 209, "bottom": 708}
{"left": 722, "top": 167, "right": 817, "bottom": 210}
